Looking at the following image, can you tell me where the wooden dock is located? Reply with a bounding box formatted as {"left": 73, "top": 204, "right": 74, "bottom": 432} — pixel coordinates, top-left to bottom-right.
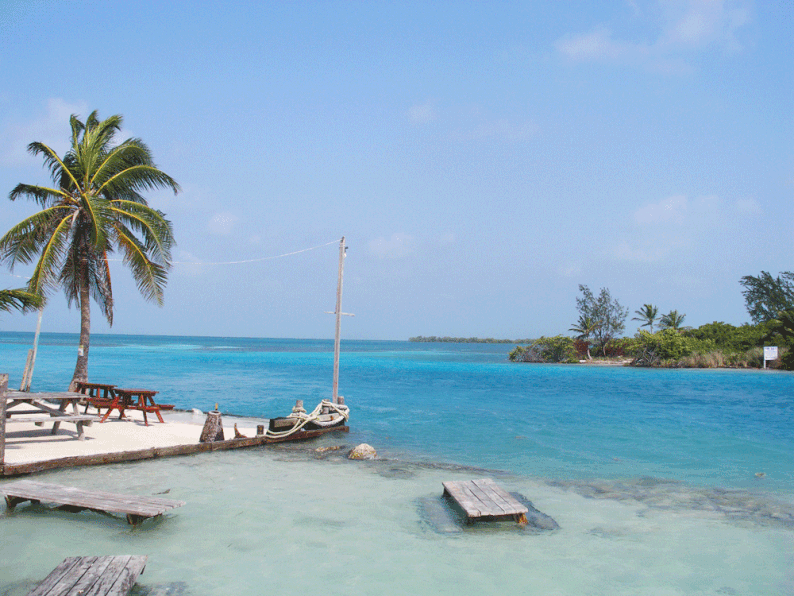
{"left": 26, "top": 555, "right": 147, "bottom": 596}
{"left": 442, "top": 478, "right": 528, "bottom": 524}
{"left": 1, "top": 480, "right": 185, "bottom": 525}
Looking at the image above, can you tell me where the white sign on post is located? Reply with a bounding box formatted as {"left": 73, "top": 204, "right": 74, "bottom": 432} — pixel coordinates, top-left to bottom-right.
{"left": 763, "top": 346, "right": 778, "bottom": 369}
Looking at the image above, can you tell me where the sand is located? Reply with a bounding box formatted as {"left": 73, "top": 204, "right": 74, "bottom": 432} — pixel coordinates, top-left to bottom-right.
{"left": 1, "top": 407, "right": 268, "bottom": 465}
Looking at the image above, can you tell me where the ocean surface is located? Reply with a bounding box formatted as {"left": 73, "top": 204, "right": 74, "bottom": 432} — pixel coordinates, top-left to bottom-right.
{"left": 1, "top": 333, "right": 793, "bottom": 595}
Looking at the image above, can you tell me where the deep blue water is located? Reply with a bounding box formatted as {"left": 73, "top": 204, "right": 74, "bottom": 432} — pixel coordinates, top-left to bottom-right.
{"left": 2, "top": 332, "right": 792, "bottom": 493}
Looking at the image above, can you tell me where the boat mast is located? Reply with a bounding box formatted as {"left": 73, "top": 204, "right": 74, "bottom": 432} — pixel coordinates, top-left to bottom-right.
{"left": 331, "top": 236, "right": 350, "bottom": 404}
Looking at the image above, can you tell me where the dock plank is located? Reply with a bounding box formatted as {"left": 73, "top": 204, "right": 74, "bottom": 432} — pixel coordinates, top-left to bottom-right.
{"left": 442, "top": 478, "right": 528, "bottom": 524}
{"left": 26, "top": 556, "right": 147, "bottom": 596}
{"left": 2, "top": 480, "right": 184, "bottom": 523}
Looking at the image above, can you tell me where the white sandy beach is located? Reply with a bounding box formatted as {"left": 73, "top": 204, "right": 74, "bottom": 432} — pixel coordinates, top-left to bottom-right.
{"left": 2, "top": 407, "right": 267, "bottom": 465}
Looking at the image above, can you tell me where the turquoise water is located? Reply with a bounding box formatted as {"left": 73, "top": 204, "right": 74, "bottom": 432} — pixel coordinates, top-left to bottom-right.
{"left": 1, "top": 333, "right": 793, "bottom": 595}
{"left": 2, "top": 333, "right": 792, "bottom": 492}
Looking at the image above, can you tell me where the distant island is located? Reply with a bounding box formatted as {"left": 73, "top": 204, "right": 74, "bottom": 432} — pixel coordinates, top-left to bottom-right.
{"left": 409, "top": 336, "right": 533, "bottom": 344}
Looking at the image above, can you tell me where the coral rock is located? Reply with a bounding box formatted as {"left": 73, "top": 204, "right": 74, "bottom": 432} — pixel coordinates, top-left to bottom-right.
{"left": 348, "top": 443, "right": 377, "bottom": 460}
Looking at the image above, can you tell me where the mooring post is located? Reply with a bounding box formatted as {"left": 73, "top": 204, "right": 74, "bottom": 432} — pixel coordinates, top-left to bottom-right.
{"left": 199, "top": 407, "right": 225, "bottom": 443}
{"left": 1, "top": 373, "right": 8, "bottom": 473}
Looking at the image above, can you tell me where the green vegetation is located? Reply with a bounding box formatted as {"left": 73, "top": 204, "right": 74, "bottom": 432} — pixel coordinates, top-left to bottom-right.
{"left": 575, "top": 285, "right": 628, "bottom": 356}
{"left": 0, "top": 288, "right": 42, "bottom": 313}
{"left": 509, "top": 336, "right": 578, "bottom": 363}
{"left": 409, "top": 336, "right": 533, "bottom": 343}
{"left": 0, "top": 111, "right": 178, "bottom": 389}
{"left": 739, "top": 271, "right": 794, "bottom": 323}
{"left": 632, "top": 304, "right": 659, "bottom": 333}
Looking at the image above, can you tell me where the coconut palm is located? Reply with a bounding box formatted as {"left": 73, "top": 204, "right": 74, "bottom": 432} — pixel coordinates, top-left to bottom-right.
{"left": 0, "top": 288, "right": 42, "bottom": 313}
{"left": 569, "top": 314, "right": 599, "bottom": 360}
{"left": 659, "top": 310, "right": 689, "bottom": 332}
{"left": 0, "top": 111, "right": 178, "bottom": 389}
{"left": 632, "top": 303, "right": 659, "bottom": 333}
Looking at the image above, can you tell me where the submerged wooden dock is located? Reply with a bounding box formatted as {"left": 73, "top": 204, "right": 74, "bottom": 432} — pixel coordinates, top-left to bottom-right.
{"left": 1, "top": 480, "right": 185, "bottom": 525}
{"left": 442, "top": 478, "right": 528, "bottom": 524}
{"left": 26, "top": 555, "right": 147, "bottom": 596}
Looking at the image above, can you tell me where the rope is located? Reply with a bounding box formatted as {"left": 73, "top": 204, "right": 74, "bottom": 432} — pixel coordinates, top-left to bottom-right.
{"left": 1, "top": 238, "right": 342, "bottom": 282}
{"left": 264, "top": 399, "right": 350, "bottom": 439}
{"left": 170, "top": 238, "right": 340, "bottom": 266}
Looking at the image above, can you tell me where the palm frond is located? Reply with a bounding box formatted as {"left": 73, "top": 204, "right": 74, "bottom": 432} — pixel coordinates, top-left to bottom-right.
{"left": 0, "top": 288, "right": 43, "bottom": 313}
{"left": 9, "top": 183, "right": 68, "bottom": 207}
{"left": 110, "top": 202, "right": 174, "bottom": 264}
{"left": 0, "top": 206, "right": 73, "bottom": 267}
{"left": 116, "top": 228, "right": 168, "bottom": 305}
{"left": 27, "top": 214, "right": 74, "bottom": 297}
{"left": 27, "top": 142, "right": 81, "bottom": 190}
{"left": 97, "top": 164, "right": 180, "bottom": 197}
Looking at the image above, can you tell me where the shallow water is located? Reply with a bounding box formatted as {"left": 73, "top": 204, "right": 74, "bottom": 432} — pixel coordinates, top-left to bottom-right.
{"left": 1, "top": 449, "right": 793, "bottom": 596}
{"left": 1, "top": 334, "right": 793, "bottom": 594}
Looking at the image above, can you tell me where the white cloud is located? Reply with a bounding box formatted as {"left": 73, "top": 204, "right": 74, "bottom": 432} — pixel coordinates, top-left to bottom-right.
{"left": 555, "top": 0, "right": 751, "bottom": 68}
{"left": 407, "top": 101, "right": 436, "bottom": 125}
{"left": 1, "top": 98, "right": 88, "bottom": 166}
{"left": 735, "top": 198, "right": 762, "bottom": 215}
{"left": 368, "top": 233, "right": 415, "bottom": 259}
{"left": 206, "top": 212, "right": 238, "bottom": 235}
{"left": 634, "top": 194, "right": 689, "bottom": 224}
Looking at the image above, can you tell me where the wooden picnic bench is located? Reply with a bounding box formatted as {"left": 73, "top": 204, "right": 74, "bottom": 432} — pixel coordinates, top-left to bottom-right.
{"left": 26, "top": 555, "right": 147, "bottom": 596}
{"left": 74, "top": 382, "right": 117, "bottom": 416}
{"left": 1, "top": 480, "right": 185, "bottom": 525}
{"left": 5, "top": 391, "right": 98, "bottom": 440}
{"left": 98, "top": 388, "right": 171, "bottom": 426}
{"left": 442, "top": 478, "right": 528, "bottom": 524}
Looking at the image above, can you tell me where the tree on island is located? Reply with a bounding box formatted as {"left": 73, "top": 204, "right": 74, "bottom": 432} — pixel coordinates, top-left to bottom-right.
{"left": 739, "top": 271, "right": 794, "bottom": 323}
{"left": 569, "top": 314, "right": 599, "bottom": 360}
{"left": 632, "top": 304, "right": 659, "bottom": 333}
{"left": 0, "top": 111, "right": 178, "bottom": 390}
{"left": 0, "top": 288, "right": 42, "bottom": 313}
{"left": 574, "top": 285, "right": 628, "bottom": 356}
{"left": 659, "top": 310, "right": 690, "bottom": 332}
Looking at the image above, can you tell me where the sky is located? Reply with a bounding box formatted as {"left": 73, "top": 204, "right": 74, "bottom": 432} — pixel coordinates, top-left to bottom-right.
{"left": 0, "top": 0, "right": 792, "bottom": 341}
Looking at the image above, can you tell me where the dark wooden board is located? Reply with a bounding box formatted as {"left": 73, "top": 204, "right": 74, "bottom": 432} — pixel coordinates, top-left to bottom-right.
{"left": 26, "top": 555, "right": 147, "bottom": 596}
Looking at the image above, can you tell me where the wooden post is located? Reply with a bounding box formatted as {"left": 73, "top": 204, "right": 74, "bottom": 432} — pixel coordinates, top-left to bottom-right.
{"left": 21, "top": 308, "right": 44, "bottom": 391}
{"left": 1, "top": 373, "right": 8, "bottom": 472}
{"left": 19, "top": 350, "right": 34, "bottom": 391}
{"left": 199, "top": 410, "right": 225, "bottom": 442}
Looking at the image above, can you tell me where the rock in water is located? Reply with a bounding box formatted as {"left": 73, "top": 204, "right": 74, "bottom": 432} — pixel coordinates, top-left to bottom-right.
{"left": 348, "top": 443, "right": 377, "bottom": 460}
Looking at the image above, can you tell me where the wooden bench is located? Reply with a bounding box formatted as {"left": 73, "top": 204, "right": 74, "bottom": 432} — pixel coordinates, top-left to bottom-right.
{"left": 1, "top": 480, "right": 185, "bottom": 526}
{"left": 5, "top": 415, "right": 95, "bottom": 439}
{"left": 26, "top": 555, "right": 147, "bottom": 596}
{"left": 442, "top": 478, "right": 528, "bottom": 524}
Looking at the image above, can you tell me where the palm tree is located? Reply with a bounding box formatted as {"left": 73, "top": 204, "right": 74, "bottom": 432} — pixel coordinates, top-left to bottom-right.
{"left": 569, "top": 314, "right": 599, "bottom": 360}
{"left": 659, "top": 310, "right": 689, "bottom": 332}
{"left": 0, "top": 288, "right": 42, "bottom": 313}
{"left": 632, "top": 303, "right": 658, "bottom": 333}
{"left": 0, "top": 111, "right": 178, "bottom": 389}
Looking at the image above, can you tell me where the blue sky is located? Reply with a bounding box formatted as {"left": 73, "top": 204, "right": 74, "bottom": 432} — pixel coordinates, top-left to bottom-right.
{"left": 1, "top": 0, "right": 792, "bottom": 340}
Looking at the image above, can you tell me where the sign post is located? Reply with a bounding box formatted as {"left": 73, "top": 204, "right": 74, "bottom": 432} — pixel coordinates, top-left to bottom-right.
{"left": 763, "top": 346, "right": 778, "bottom": 369}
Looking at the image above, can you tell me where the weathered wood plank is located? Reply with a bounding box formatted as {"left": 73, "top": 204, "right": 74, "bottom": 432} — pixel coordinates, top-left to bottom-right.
{"left": 442, "top": 478, "right": 528, "bottom": 523}
{"left": 26, "top": 556, "right": 147, "bottom": 596}
{"left": 1, "top": 425, "right": 350, "bottom": 476}
{"left": 1, "top": 480, "right": 184, "bottom": 521}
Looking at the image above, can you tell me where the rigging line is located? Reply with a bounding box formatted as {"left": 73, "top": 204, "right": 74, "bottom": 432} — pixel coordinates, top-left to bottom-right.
{"left": 109, "top": 238, "right": 343, "bottom": 266}
{"left": 1, "top": 238, "right": 342, "bottom": 280}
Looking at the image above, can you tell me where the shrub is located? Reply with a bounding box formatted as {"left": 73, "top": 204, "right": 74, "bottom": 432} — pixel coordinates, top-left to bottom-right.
{"left": 509, "top": 336, "right": 578, "bottom": 363}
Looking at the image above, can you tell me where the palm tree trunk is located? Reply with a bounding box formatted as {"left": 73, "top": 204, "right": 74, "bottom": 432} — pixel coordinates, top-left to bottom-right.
{"left": 69, "top": 278, "right": 91, "bottom": 391}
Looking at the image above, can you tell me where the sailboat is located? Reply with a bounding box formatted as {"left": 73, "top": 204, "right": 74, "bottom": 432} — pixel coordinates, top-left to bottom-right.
{"left": 266, "top": 237, "right": 351, "bottom": 439}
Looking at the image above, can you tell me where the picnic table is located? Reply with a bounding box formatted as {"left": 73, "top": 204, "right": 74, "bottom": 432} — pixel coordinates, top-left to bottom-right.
{"left": 4, "top": 391, "right": 98, "bottom": 440}
{"left": 74, "top": 381, "right": 117, "bottom": 416}
{"left": 99, "top": 388, "right": 171, "bottom": 426}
